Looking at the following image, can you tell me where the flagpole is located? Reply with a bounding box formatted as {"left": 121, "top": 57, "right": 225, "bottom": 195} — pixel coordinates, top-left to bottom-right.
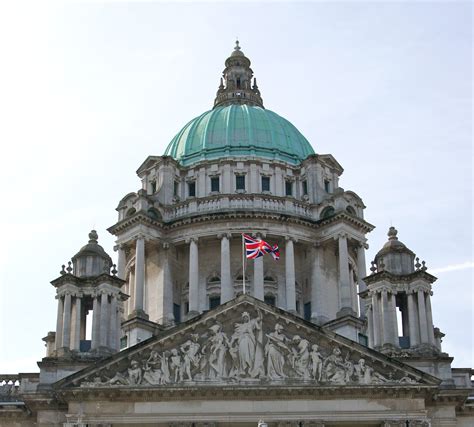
{"left": 242, "top": 233, "right": 246, "bottom": 295}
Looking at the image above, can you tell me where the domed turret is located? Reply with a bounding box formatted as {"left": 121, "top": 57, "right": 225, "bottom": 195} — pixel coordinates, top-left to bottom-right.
{"left": 71, "top": 230, "right": 113, "bottom": 278}
{"left": 374, "top": 227, "right": 415, "bottom": 275}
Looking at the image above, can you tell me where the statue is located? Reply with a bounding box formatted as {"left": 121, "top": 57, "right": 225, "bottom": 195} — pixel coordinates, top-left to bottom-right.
{"left": 143, "top": 350, "right": 164, "bottom": 385}
{"left": 107, "top": 360, "right": 143, "bottom": 385}
{"left": 310, "top": 344, "right": 323, "bottom": 381}
{"left": 206, "top": 324, "right": 230, "bottom": 379}
{"left": 181, "top": 334, "right": 201, "bottom": 380}
{"left": 322, "top": 347, "right": 346, "bottom": 384}
{"left": 290, "top": 335, "right": 311, "bottom": 379}
{"left": 265, "top": 323, "right": 290, "bottom": 380}
{"left": 169, "top": 349, "right": 183, "bottom": 383}
{"left": 229, "top": 310, "right": 264, "bottom": 378}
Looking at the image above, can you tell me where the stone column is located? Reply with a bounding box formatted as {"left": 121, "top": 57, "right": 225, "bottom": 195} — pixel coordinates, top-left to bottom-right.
{"left": 417, "top": 289, "right": 429, "bottom": 344}
{"left": 337, "top": 233, "right": 354, "bottom": 316}
{"left": 188, "top": 238, "right": 199, "bottom": 316}
{"left": 220, "top": 233, "right": 233, "bottom": 303}
{"left": 367, "top": 304, "right": 374, "bottom": 347}
{"left": 55, "top": 295, "right": 64, "bottom": 350}
{"left": 381, "top": 290, "right": 390, "bottom": 346}
{"left": 357, "top": 243, "right": 368, "bottom": 318}
{"left": 73, "top": 296, "right": 81, "bottom": 351}
{"left": 109, "top": 295, "right": 117, "bottom": 350}
{"left": 62, "top": 292, "right": 72, "bottom": 349}
{"left": 285, "top": 237, "right": 296, "bottom": 313}
{"left": 161, "top": 243, "right": 174, "bottom": 325}
{"left": 388, "top": 292, "right": 399, "bottom": 347}
{"left": 100, "top": 292, "right": 109, "bottom": 348}
{"left": 311, "top": 243, "right": 324, "bottom": 324}
{"left": 91, "top": 294, "right": 101, "bottom": 350}
{"left": 128, "top": 270, "right": 135, "bottom": 316}
{"left": 372, "top": 292, "right": 381, "bottom": 347}
{"left": 117, "top": 244, "right": 126, "bottom": 280}
{"left": 407, "top": 292, "right": 419, "bottom": 346}
{"left": 253, "top": 235, "right": 264, "bottom": 300}
{"left": 133, "top": 236, "right": 146, "bottom": 315}
{"left": 425, "top": 292, "right": 435, "bottom": 345}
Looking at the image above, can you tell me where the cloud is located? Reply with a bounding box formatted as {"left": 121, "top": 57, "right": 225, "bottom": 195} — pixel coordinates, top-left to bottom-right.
{"left": 430, "top": 261, "right": 474, "bottom": 274}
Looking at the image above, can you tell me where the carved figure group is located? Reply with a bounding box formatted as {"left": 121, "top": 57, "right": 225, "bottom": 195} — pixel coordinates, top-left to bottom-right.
{"left": 85, "top": 311, "right": 407, "bottom": 388}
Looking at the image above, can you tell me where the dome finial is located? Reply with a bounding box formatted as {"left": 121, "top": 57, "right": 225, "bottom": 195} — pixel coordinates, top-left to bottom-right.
{"left": 88, "top": 229, "right": 98, "bottom": 243}
{"left": 387, "top": 226, "right": 398, "bottom": 241}
{"left": 234, "top": 38, "right": 241, "bottom": 51}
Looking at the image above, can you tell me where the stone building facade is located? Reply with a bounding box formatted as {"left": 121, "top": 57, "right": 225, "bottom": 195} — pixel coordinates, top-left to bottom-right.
{"left": 0, "top": 42, "right": 472, "bottom": 427}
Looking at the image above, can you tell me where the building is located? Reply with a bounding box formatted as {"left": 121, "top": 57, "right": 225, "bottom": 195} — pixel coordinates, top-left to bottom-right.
{"left": 0, "top": 42, "right": 472, "bottom": 427}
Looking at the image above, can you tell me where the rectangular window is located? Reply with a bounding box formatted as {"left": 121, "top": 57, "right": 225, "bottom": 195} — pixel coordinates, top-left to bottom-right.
{"left": 264, "top": 295, "right": 276, "bottom": 306}
{"left": 209, "top": 296, "right": 221, "bottom": 309}
{"left": 261, "top": 176, "right": 270, "bottom": 192}
{"left": 236, "top": 175, "right": 245, "bottom": 191}
{"left": 120, "top": 336, "right": 128, "bottom": 350}
{"left": 173, "top": 181, "right": 179, "bottom": 196}
{"left": 188, "top": 181, "right": 196, "bottom": 197}
{"left": 185, "top": 301, "right": 189, "bottom": 314}
{"left": 151, "top": 181, "right": 156, "bottom": 194}
{"left": 324, "top": 179, "right": 330, "bottom": 193}
{"left": 211, "top": 176, "right": 220, "bottom": 192}
{"left": 358, "top": 333, "right": 368, "bottom": 347}
{"left": 173, "top": 303, "right": 181, "bottom": 324}
{"left": 285, "top": 180, "right": 293, "bottom": 196}
{"left": 302, "top": 180, "right": 308, "bottom": 195}
{"left": 304, "top": 302, "right": 312, "bottom": 321}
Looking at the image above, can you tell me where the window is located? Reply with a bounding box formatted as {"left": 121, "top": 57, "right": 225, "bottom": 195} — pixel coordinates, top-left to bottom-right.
{"left": 188, "top": 181, "right": 196, "bottom": 197}
{"left": 261, "top": 176, "right": 270, "bottom": 192}
{"left": 321, "top": 206, "right": 335, "bottom": 219}
{"left": 304, "top": 302, "right": 311, "bottom": 321}
{"left": 236, "top": 175, "right": 245, "bottom": 191}
{"left": 285, "top": 180, "right": 293, "bottom": 196}
{"left": 185, "top": 301, "right": 189, "bottom": 314}
{"left": 264, "top": 295, "right": 276, "bottom": 306}
{"left": 174, "top": 181, "right": 179, "bottom": 196}
{"left": 302, "top": 180, "right": 308, "bottom": 195}
{"left": 358, "top": 333, "right": 368, "bottom": 347}
{"left": 211, "top": 176, "right": 220, "bottom": 192}
{"left": 173, "top": 303, "right": 181, "bottom": 324}
{"left": 324, "top": 179, "right": 330, "bottom": 193}
{"left": 120, "top": 336, "right": 128, "bottom": 350}
{"left": 150, "top": 181, "right": 156, "bottom": 193}
{"left": 209, "top": 296, "right": 221, "bottom": 309}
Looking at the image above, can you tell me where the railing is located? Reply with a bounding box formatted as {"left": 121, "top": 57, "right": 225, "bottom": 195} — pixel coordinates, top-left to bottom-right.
{"left": 163, "top": 194, "right": 314, "bottom": 222}
{"left": 0, "top": 373, "right": 39, "bottom": 401}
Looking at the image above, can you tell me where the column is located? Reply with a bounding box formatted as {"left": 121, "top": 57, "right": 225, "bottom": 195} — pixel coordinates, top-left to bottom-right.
{"left": 367, "top": 304, "right": 374, "bottom": 347}
{"left": 116, "top": 305, "right": 123, "bottom": 350}
{"left": 161, "top": 243, "right": 174, "bottom": 324}
{"left": 407, "top": 292, "right": 419, "bottom": 346}
{"left": 425, "top": 292, "right": 435, "bottom": 345}
{"left": 128, "top": 271, "right": 135, "bottom": 316}
{"left": 285, "top": 237, "right": 296, "bottom": 312}
{"left": 337, "top": 233, "right": 353, "bottom": 316}
{"left": 133, "top": 236, "right": 145, "bottom": 314}
{"left": 417, "top": 289, "right": 429, "bottom": 344}
{"left": 55, "top": 295, "right": 64, "bottom": 350}
{"left": 117, "top": 245, "right": 126, "bottom": 280}
{"left": 254, "top": 235, "right": 264, "bottom": 300}
{"left": 388, "top": 292, "right": 399, "bottom": 347}
{"left": 100, "top": 292, "right": 109, "bottom": 347}
{"left": 62, "top": 292, "right": 72, "bottom": 349}
{"left": 109, "top": 295, "right": 117, "bottom": 350}
{"left": 91, "top": 294, "right": 101, "bottom": 350}
{"left": 357, "top": 243, "right": 368, "bottom": 318}
{"left": 381, "top": 290, "right": 389, "bottom": 345}
{"left": 220, "top": 234, "right": 233, "bottom": 303}
{"left": 73, "top": 296, "right": 81, "bottom": 351}
{"left": 188, "top": 238, "right": 199, "bottom": 316}
{"left": 311, "top": 243, "right": 324, "bottom": 323}
{"left": 372, "top": 292, "right": 381, "bottom": 347}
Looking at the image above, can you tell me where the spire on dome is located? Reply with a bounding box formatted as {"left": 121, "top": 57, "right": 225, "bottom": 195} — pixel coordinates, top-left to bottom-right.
{"left": 214, "top": 41, "right": 264, "bottom": 108}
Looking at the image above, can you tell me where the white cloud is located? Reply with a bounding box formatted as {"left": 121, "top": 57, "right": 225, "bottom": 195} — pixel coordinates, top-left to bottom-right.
{"left": 430, "top": 261, "right": 474, "bottom": 274}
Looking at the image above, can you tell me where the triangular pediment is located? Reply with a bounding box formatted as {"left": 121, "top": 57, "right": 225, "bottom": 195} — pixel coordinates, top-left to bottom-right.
{"left": 55, "top": 295, "right": 440, "bottom": 392}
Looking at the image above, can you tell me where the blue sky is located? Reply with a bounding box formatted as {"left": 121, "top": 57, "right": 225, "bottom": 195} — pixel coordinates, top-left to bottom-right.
{"left": 0, "top": 1, "right": 471, "bottom": 372}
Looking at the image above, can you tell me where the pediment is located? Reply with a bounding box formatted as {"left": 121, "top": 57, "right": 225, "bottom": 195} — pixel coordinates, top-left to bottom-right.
{"left": 55, "top": 295, "right": 440, "bottom": 392}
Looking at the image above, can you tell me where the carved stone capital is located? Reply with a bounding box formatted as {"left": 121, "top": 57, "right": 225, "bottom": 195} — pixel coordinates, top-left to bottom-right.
{"left": 185, "top": 237, "right": 198, "bottom": 245}
{"left": 217, "top": 232, "right": 232, "bottom": 240}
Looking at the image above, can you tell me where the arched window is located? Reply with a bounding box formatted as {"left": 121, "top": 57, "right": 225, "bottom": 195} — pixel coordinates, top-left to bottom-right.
{"left": 346, "top": 205, "right": 356, "bottom": 216}
{"left": 320, "top": 206, "right": 335, "bottom": 219}
{"left": 126, "top": 207, "right": 136, "bottom": 217}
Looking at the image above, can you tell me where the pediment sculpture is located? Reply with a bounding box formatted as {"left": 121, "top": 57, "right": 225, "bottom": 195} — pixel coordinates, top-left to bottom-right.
{"left": 73, "top": 304, "right": 422, "bottom": 388}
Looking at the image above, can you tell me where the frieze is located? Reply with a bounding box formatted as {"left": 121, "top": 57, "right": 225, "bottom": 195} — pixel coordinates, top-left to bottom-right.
{"left": 74, "top": 305, "right": 423, "bottom": 389}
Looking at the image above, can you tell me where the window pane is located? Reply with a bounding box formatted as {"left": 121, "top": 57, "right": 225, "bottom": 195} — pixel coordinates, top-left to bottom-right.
{"left": 211, "top": 177, "right": 220, "bottom": 192}
{"left": 209, "top": 296, "right": 221, "bottom": 309}
{"left": 188, "top": 182, "right": 196, "bottom": 197}
{"left": 285, "top": 181, "right": 292, "bottom": 196}
{"left": 236, "top": 175, "right": 245, "bottom": 190}
{"left": 264, "top": 295, "right": 276, "bottom": 306}
{"left": 302, "top": 180, "right": 308, "bottom": 195}
{"left": 304, "top": 302, "right": 311, "bottom": 321}
{"left": 262, "top": 176, "right": 270, "bottom": 192}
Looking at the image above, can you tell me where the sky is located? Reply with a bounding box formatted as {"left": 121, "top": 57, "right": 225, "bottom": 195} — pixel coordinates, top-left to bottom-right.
{"left": 0, "top": 1, "right": 472, "bottom": 373}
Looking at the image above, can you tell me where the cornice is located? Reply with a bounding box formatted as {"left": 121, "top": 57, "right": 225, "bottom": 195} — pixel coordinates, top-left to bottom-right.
{"left": 364, "top": 270, "right": 437, "bottom": 286}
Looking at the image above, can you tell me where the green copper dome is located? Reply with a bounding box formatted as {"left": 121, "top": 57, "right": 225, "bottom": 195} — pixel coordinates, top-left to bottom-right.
{"left": 164, "top": 104, "right": 315, "bottom": 166}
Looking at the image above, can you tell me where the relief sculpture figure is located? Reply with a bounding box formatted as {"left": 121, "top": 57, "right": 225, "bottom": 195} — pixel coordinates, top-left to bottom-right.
{"left": 322, "top": 347, "right": 346, "bottom": 384}
{"left": 291, "top": 335, "right": 311, "bottom": 379}
{"left": 229, "top": 310, "right": 264, "bottom": 378}
{"left": 310, "top": 344, "right": 323, "bottom": 382}
{"left": 143, "top": 350, "right": 164, "bottom": 385}
{"left": 181, "top": 334, "right": 201, "bottom": 381}
{"left": 265, "top": 323, "right": 290, "bottom": 380}
{"left": 207, "top": 324, "right": 230, "bottom": 379}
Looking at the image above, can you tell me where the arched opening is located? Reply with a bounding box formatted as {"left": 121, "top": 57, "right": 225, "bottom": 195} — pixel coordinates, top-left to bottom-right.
{"left": 320, "top": 206, "right": 335, "bottom": 219}
{"left": 346, "top": 205, "right": 356, "bottom": 216}
{"left": 126, "top": 207, "right": 136, "bottom": 217}
{"left": 147, "top": 208, "right": 161, "bottom": 221}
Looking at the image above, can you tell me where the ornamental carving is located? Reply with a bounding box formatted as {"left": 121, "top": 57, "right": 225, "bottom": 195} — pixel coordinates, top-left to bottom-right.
{"left": 78, "top": 307, "right": 421, "bottom": 388}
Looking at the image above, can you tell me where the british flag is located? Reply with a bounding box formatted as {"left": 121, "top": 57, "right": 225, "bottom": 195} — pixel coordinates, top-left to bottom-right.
{"left": 243, "top": 234, "right": 280, "bottom": 260}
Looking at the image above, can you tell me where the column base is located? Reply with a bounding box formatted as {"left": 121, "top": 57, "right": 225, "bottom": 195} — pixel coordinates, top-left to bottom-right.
{"left": 311, "top": 314, "right": 329, "bottom": 326}
{"left": 336, "top": 307, "right": 357, "bottom": 318}
{"left": 128, "top": 309, "right": 149, "bottom": 320}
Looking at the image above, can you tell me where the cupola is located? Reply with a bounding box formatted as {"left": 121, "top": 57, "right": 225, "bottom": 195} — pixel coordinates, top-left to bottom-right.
{"left": 71, "top": 230, "right": 113, "bottom": 278}
{"left": 374, "top": 227, "right": 415, "bottom": 275}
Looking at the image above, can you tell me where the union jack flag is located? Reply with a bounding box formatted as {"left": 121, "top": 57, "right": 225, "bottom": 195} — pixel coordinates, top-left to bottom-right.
{"left": 243, "top": 234, "right": 280, "bottom": 260}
